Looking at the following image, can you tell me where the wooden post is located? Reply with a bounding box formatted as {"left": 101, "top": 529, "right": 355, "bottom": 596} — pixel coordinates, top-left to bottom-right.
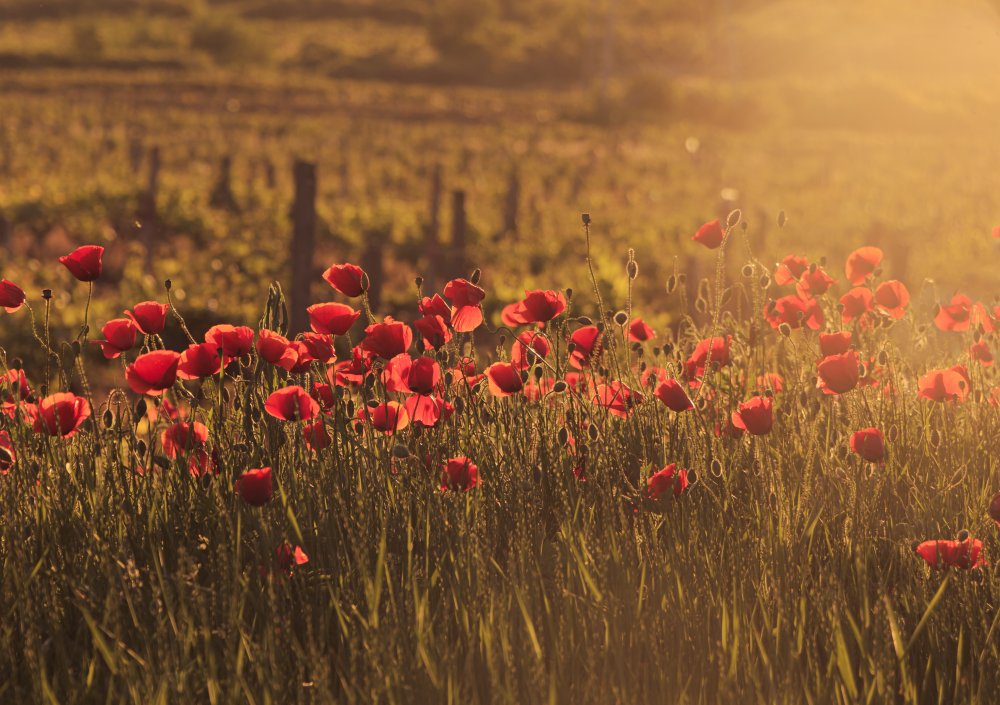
{"left": 423, "top": 164, "right": 443, "bottom": 293}
{"left": 451, "top": 189, "right": 467, "bottom": 280}
{"left": 290, "top": 160, "right": 317, "bottom": 335}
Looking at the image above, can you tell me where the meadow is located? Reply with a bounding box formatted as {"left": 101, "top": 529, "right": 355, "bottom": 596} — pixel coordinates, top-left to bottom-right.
{"left": 3, "top": 1, "right": 1000, "bottom": 703}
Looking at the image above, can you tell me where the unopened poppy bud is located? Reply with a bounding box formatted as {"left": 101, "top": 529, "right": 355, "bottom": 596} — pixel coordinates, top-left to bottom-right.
{"left": 627, "top": 260, "right": 639, "bottom": 280}
{"left": 695, "top": 298, "right": 707, "bottom": 314}
{"left": 391, "top": 444, "right": 410, "bottom": 459}
{"left": 613, "top": 311, "right": 628, "bottom": 326}
{"left": 819, "top": 256, "right": 827, "bottom": 267}
{"left": 345, "top": 399, "right": 355, "bottom": 417}
{"left": 930, "top": 429, "right": 941, "bottom": 447}
{"left": 662, "top": 342, "right": 673, "bottom": 355}
{"left": 651, "top": 346, "right": 661, "bottom": 357}
{"left": 164, "top": 279, "right": 172, "bottom": 290}
{"left": 777, "top": 210, "right": 787, "bottom": 228}
{"left": 552, "top": 380, "right": 568, "bottom": 394}
{"left": 520, "top": 370, "right": 529, "bottom": 383}
{"left": 565, "top": 288, "right": 573, "bottom": 300}
{"left": 581, "top": 213, "right": 591, "bottom": 225}
{"left": 363, "top": 374, "right": 376, "bottom": 390}
{"left": 587, "top": 424, "right": 599, "bottom": 441}
{"left": 858, "top": 363, "right": 867, "bottom": 378}
{"left": 727, "top": 209, "right": 742, "bottom": 228}
{"left": 136, "top": 439, "right": 147, "bottom": 457}
{"left": 134, "top": 398, "right": 147, "bottom": 421}
{"left": 910, "top": 540, "right": 921, "bottom": 553}
{"left": 666, "top": 275, "right": 677, "bottom": 293}
{"left": 533, "top": 366, "right": 543, "bottom": 381}
{"left": 42, "top": 289, "right": 52, "bottom": 300}
{"left": 103, "top": 409, "right": 114, "bottom": 428}
{"left": 687, "top": 469, "right": 698, "bottom": 485}
{"left": 557, "top": 427, "right": 569, "bottom": 446}
{"left": 415, "top": 275, "right": 424, "bottom": 288}
{"left": 887, "top": 425, "right": 899, "bottom": 442}
{"left": 677, "top": 273, "right": 687, "bottom": 286}
{"left": 453, "top": 396, "right": 464, "bottom": 414}
{"left": 360, "top": 272, "right": 370, "bottom": 293}
{"left": 39, "top": 384, "right": 48, "bottom": 397}
{"left": 566, "top": 342, "right": 576, "bottom": 354}
{"left": 741, "top": 264, "right": 754, "bottom": 278}
{"left": 759, "top": 274, "right": 771, "bottom": 289}
{"left": 595, "top": 322, "right": 605, "bottom": 333}
{"left": 444, "top": 371, "right": 454, "bottom": 386}
{"left": 957, "top": 529, "right": 970, "bottom": 542}
{"left": 470, "top": 268, "right": 482, "bottom": 285}
{"left": 710, "top": 458, "right": 723, "bottom": 477}
{"left": 778, "top": 322, "right": 791, "bottom": 337}
{"left": 877, "top": 350, "right": 889, "bottom": 366}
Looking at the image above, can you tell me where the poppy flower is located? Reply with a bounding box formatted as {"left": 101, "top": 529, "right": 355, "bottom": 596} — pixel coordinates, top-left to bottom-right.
{"left": 817, "top": 350, "right": 860, "bottom": 395}
{"left": 404, "top": 394, "right": 442, "bottom": 426}
{"left": 303, "top": 420, "right": 331, "bottom": 452}
{"left": 358, "top": 401, "right": 409, "bottom": 434}
{"left": 685, "top": 336, "right": 731, "bottom": 380}
{"left": 874, "top": 280, "right": 909, "bottom": 319}
{"left": 361, "top": 317, "right": 413, "bottom": 359}
{"left": 914, "top": 538, "right": 985, "bottom": 570}
{"left": 511, "top": 331, "right": 551, "bottom": 369}
{"left": 501, "top": 301, "right": 528, "bottom": 327}
{"left": 795, "top": 266, "right": 835, "bottom": 298}
{"left": 840, "top": 287, "right": 874, "bottom": 325}
{"left": 440, "top": 456, "right": 478, "bottom": 491}
{"left": 385, "top": 354, "right": 441, "bottom": 396}
{"left": 126, "top": 350, "right": 181, "bottom": 396}
{"left": 275, "top": 541, "right": 309, "bottom": 572}
{"left": 177, "top": 342, "right": 224, "bottom": 380}
{"left": 918, "top": 367, "right": 970, "bottom": 403}
{"left": 32, "top": 392, "right": 91, "bottom": 438}
{"left": 989, "top": 492, "right": 1000, "bottom": 528}
{"left": 0, "top": 431, "right": 14, "bottom": 474}
{"left": 256, "top": 329, "right": 299, "bottom": 370}
{"left": 161, "top": 421, "right": 209, "bottom": 459}
{"left": 844, "top": 246, "right": 882, "bottom": 286}
{"left": 265, "top": 386, "right": 320, "bottom": 421}
{"left": 0, "top": 368, "right": 31, "bottom": 406}
{"left": 418, "top": 294, "right": 452, "bottom": 324}
{"left": 519, "top": 290, "right": 568, "bottom": 324}
{"left": 628, "top": 318, "right": 655, "bottom": 342}
{"left": 485, "top": 362, "right": 524, "bottom": 397}
{"left": 933, "top": 294, "right": 994, "bottom": 333}
{"left": 236, "top": 467, "right": 273, "bottom": 506}
{"left": 322, "top": 263, "right": 366, "bottom": 297}
{"left": 731, "top": 396, "right": 773, "bottom": 435}
{"left": 307, "top": 302, "right": 361, "bottom": 336}
{"left": 569, "top": 325, "right": 602, "bottom": 369}
{"left": 331, "top": 347, "right": 371, "bottom": 387}
{"left": 594, "top": 381, "right": 643, "bottom": 418}
{"left": 300, "top": 333, "right": 337, "bottom": 365}
{"left": 692, "top": 219, "right": 725, "bottom": 249}
{"left": 0, "top": 279, "right": 26, "bottom": 313}
{"left": 646, "top": 464, "right": 689, "bottom": 499}
{"left": 765, "top": 294, "right": 824, "bottom": 331}
{"left": 774, "top": 255, "right": 809, "bottom": 286}
{"left": 970, "top": 340, "right": 993, "bottom": 367}
{"left": 443, "top": 278, "right": 486, "bottom": 332}
{"left": 655, "top": 378, "right": 693, "bottom": 411}
{"left": 92, "top": 318, "right": 138, "bottom": 359}
{"left": 59, "top": 244, "right": 104, "bottom": 282}
{"left": 850, "top": 427, "right": 885, "bottom": 462}
{"left": 757, "top": 372, "right": 784, "bottom": 394}
{"left": 819, "top": 332, "right": 852, "bottom": 357}
{"left": 413, "top": 314, "right": 452, "bottom": 349}
{"left": 125, "top": 301, "right": 168, "bottom": 335}
{"left": 186, "top": 447, "right": 219, "bottom": 478}
{"left": 205, "top": 325, "right": 254, "bottom": 362}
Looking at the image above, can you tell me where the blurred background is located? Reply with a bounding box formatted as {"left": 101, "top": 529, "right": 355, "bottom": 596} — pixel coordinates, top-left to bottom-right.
{"left": 1, "top": 0, "right": 999, "bottom": 345}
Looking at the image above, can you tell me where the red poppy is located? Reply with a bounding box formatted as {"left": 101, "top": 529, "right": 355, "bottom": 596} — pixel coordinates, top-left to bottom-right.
{"left": 178, "top": 342, "right": 224, "bottom": 380}
{"left": 519, "top": 290, "right": 567, "bottom": 324}
{"left": 161, "top": 421, "right": 209, "bottom": 459}
{"left": 322, "top": 262, "right": 366, "bottom": 297}
{"left": 0, "top": 368, "right": 31, "bottom": 406}
{"left": 0, "top": 279, "right": 26, "bottom": 313}
{"left": 569, "top": 325, "right": 602, "bottom": 369}
{"left": 265, "top": 386, "right": 321, "bottom": 421}
{"left": 511, "top": 331, "right": 551, "bottom": 369}
{"left": 501, "top": 301, "right": 528, "bottom": 327}
{"left": 186, "top": 447, "right": 219, "bottom": 478}
{"left": 774, "top": 255, "right": 809, "bottom": 286}
{"left": 59, "top": 245, "right": 104, "bottom": 282}
{"left": 914, "top": 538, "right": 985, "bottom": 570}
{"left": 385, "top": 354, "right": 441, "bottom": 396}
{"left": 307, "top": 302, "right": 361, "bottom": 336}
{"left": 93, "top": 318, "right": 138, "bottom": 359}
{"left": 874, "top": 280, "right": 909, "bottom": 319}
{"left": 440, "top": 456, "right": 478, "bottom": 491}
{"left": 994, "top": 226, "right": 1000, "bottom": 239}
{"left": 918, "top": 367, "right": 970, "bottom": 403}
{"left": 844, "top": 246, "right": 882, "bottom": 286}
{"left": 358, "top": 401, "right": 409, "bottom": 434}
{"left": 655, "top": 378, "right": 693, "bottom": 411}
{"left": 685, "top": 336, "right": 731, "bottom": 380}
{"left": 819, "top": 332, "right": 852, "bottom": 357}
{"left": 275, "top": 541, "right": 309, "bottom": 572}
{"left": 300, "top": 333, "right": 337, "bottom": 365}
{"left": 628, "top": 317, "right": 655, "bottom": 342}
{"left": 970, "top": 340, "right": 993, "bottom": 367}
{"left": 361, "top": 317, "right": 413, "bottom": 359}
{"left": 646, "top": 463, "right": 689, "bottom": 499}
{"left": 0, "top": 431, "right": 14, "bottom": 474}
{"left": 816, "top": 350, "right": 860, "bottom": 395}
{"left": 443, "top": 278, "right": 486, "bottom": 332}
{"left": 236, "top": 467, "right": 273, "bottom": 506}
{"left": 331, "top": 347, "right": 371, "bottom": 387}
{"left": 594, "top": 381, "right": 643, "bottom": 419}
{"left": 766, "top": 294, "right": 824, "bottom": 331}
{"left": 205, "top": 325, "right": 254, "bottom": 362}
{"left": 303, "top": 420, "right": 331, "bottom": 451}
{"left": 795, "top": 266, "right": 835, "bottom": 298}
{"left": 404, "top": 394, "right": 442, "bottom": 426}
{"left": 692, "top": 219, "right": 725, "bottom": 249}
{"left": 840, "top": 287, "right": 874, "bottom": 325}
{"left": 485, "top": 362, "right": 524, "bottom": 397}
{"left": 256, "top": 329, "right": 299, "bottom": 370}
{"left": 32, "top": 392, "right": 91, "bottom": 438}
{"left": 125, "top": 301, "right": 168, "bottom": 335}
{"left": 413, "top": 314, "right": 452, "bottom": 349}
{"left": 418, "top": 294, "right": 452, "bottom": 324}
{"left": 126, "top": 350, "right": 181, "bottom": 396}
{"left": 850, "top": 427, "right": 885, "bottom": 462}
{"left": 731, "top": 396, "right": 773, "bottom": 435}
{"left": 756, "top": 372, "right": 784, "bottom": 394}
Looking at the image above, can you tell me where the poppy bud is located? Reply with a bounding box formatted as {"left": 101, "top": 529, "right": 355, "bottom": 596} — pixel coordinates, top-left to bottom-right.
{"left": 581, "top": 213, "right": 591, "bottom": 225}
{"left": 759, "top": 274, "right": 771, "bottom": 289}
{"left": 391, "top": 444, "right": 410, "bottom": 459}
{"left": 103, "top": 409, "right": 114, "bottom": 428}
{"left": 666, "top": 275, "right": 677, "bottom": 293}
{"left": 566, "top": 342, "right": 576, "bottom": 354}
{"left": 520, "top": 370, "right": 529, "bottom": 384}
{"left": 627, "top": 260, "right": 639, "bottom": 280}
{"left": 552, "top": 380, "right": 568, "bottom": 394}
{"left": 164, "top": 279, "right": 172, "bottom": 290}
{"left": 777, "top": 210, "right": 786, "bottom": 228}
{"left": 577, "top": 316, "right": 594, "bottom": 326}
{"left": 710, "top": 458, "right": 723, "bottom": 477}
{"left": 565, "top": 288, "right": 573, "bottom": 301}
{"left": 444, "top": 371, "right": 454, "bottom": 386}
{"left": 136, "top": 439, "right": 147, "bottom": 457}
{"left": 726, "top": 209, "right": 741, "bottom": 228}
{"left": 533, "top": 366, "right": 543, "bottom": 381}
{"left": 858, "top": 363, "right": 867, "bottom": 378}
{"left": 988, "top": 492, "right": 1000, "bottom": 523}
{"left": 930, "top": 429, "right": 941, "bottom": 448}
{"left": 887, "top": 425, "right": 899, "bottom": 442}
{"left": 363, "top": 373, "right": 376, "bottom": 390}
{"left": 778, "top": 323, "right": 791, "bottom": 338}
{"left": 365, "top": 399, "right": 380, "bottom": 410}
{"left": 453, "top": 396, "right": 465, "bottom": 414}
{"left": 687, "top": 469, "right": 698, "bottom": 485}
{"left": 741, "top": 264, "right": 754, "bottom": 278}
{"left": 415, "top": 276, "right": 424, "bottom": 288}
{"left": 662, "top": 343, "right": 673, "bottom": 355}
{"left": 957, "top": 529, "right": 970, "bottom": 542}
{"left": 740, "top": 221, "right": 748, "bottom": 232}
{"left": 677, "top": 273, "right": 687, "bottom": 286}
{"left": 911, "top": 540, "right": 921, "bottom": 553}
{"left": 613, "top": 311, "right": 628, "bottom": 326}
{"left": 595, "top": 322, "right": 605, "bottom": 333}
{"left": 345, "top": 399, "right": 355, "bottom": 417}
{"left": 470, "top": 269, "right": 482, "bottom": 285}
{"left": 695, "top": 298, "right": 708, "bottom": 314}
{"left": 587, "top": 424, "right": 599, "bottom": 441}
{"left": 498, "top": 334, "right": 506, "bottom": 346}
{"left": 651, "top": 346, "right": 661, "bottom": 357}
{"left": 877, "top": 350, "right": 889, "bottom": 367}
{"left": 134, "top": 398, "right": 147, "bottom": 421}
{"left": 71, "top": 340, "right": 82, "bottom": 357}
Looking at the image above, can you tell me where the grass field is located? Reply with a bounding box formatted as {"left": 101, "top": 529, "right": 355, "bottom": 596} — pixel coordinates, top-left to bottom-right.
{"left": 2, "top": 1, "right": 1000, "bottom": 703}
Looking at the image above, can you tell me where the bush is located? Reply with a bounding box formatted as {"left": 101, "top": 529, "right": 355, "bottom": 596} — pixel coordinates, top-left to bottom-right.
{"left": 189, "top": 12, "right": 261, "bottom": 65}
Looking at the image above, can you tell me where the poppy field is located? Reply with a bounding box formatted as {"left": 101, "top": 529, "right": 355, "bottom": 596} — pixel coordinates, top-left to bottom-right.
{"left": 1, "top": 210, "right": 1000, "bottom": 704}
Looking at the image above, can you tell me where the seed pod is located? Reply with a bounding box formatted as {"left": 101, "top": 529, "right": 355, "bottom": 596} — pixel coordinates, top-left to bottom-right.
{"left": 587, "top": 424, "right": 599, "bottom": 441}
{"left": 415, "top": 275, "right": 424, "bottom": 288}
{"left": 581, "top": 213, "right": 591, "bottom": 225}
{"left": 759, "top": 274, "right": 771, "bottom": 290}
{"left": 929, "top": 429, "right": 941, "bottom": 448}
{"left": 42, "top": 289, "right": 52, "bottom": 300}
{"left": 710, "top": 458, "right": 723, "bottom": 477}
{"left": 627, "top": 260, "right": 639, "bottom": 280}
{"left": 552, "top": 380, "right": 568, "bottom": 394}
{"left": 958, "top": 529, "right": 970, "bottom": 541}
{"left": 778, "top": 323, "right": 791, "bottom": 338}
{"left": 613, "top": 311, "right": 628, "bottom": 326}
{"left": 726, "top": 209, "right": 742, "bottom": 228}
{"left": 470, "top": 268, "right": 482, "bottom": 285}
{"left": 134, "top": 398, "right": 147, "bottom": 421}
{"left": 741, "top": 264, "right": 754, "bottom": 278}
{"left": 565, "top": 288, "right": 573, "bottom": 301}
{"left": 391, "top": 444, "right": 411, "bottom": 459}
{"left": 103, "top": 409, "right": 114, "bottom": 428}
{"left": 666, "top": 275, "right": 677, "bottom": 293}
{"left": 877, "top": 350, "right": 889, "bottom": 367}
{"left": 345, "top": 399, "right": 356, "bottom": 417}
{"left": 136, "top": 439, "right": 147, "bottom": 457}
